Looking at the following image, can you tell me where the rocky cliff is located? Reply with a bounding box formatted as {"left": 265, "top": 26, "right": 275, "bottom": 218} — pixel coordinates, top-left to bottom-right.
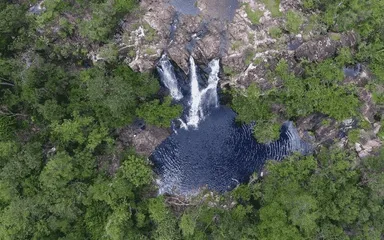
{"left": 98, "top": 0, "right": 382, "bottom": 158}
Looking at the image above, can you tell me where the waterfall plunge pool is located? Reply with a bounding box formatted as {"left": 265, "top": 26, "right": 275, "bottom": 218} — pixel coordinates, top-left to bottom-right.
{"left": 151, "top": 55, "right": 311, "bottom": 195}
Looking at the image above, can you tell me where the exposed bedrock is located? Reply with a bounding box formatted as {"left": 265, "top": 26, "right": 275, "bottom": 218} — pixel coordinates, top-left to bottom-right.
{"left": 295, "top": 32, "right": 358, "bottom": 62}
{"left": 109, "top": 0, "right": 382, "bottom": 158}
{"left": 118, "top": 0, "right": 359, "bottom": 91}
{"left": 118, "top": 123, "right": 170, "bottom": 157}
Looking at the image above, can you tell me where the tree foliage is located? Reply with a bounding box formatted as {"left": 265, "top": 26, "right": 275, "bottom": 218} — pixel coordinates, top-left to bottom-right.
{"left": 231, "top": 84, "right": 281, "bottom": 143}
{"left": 136, "top": 96, "right": 183, "bottom": 128}
{"left": 0, "top": 0, "right": 383, "bottom": 239}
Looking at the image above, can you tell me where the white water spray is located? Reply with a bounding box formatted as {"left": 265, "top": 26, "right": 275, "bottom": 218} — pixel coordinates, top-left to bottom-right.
{"left": 157, "top": 55, "right": 183, "bottom": 100}
{"left": 201, "top": 59, "right": 220, "bottom": 108}
{"left": 159, "top": 54, "right": 220, "bottom": 128}
{"left": 178, "top": 118, "right": 189, "bottom": 130}
{"left": 186, "top": 57, "right": 220, "bottom": 128}
{"left": 187, "top": 56, "right": 202, "bottom": 127}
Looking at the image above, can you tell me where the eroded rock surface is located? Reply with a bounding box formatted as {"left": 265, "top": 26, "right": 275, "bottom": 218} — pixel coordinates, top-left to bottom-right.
{"left": 90, "top": 0, "right": 381, "bottom": 158}
{"left": 355, "top": 130, "right": 382, "bottom": 158}
{"left": 118, "top": 123, "right": 170, "bottom": 157}
{"left": 295, "top": 32, "right": 358, "bottom": 62}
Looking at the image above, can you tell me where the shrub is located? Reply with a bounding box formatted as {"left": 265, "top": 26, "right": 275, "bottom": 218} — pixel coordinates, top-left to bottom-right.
{"left": 244, "top": 4, "right": 264, "bottom": 25}
{"left": 136, "top": 97, "right": 182, "bottom": 128}
{"left": 269, "top": 27, "right": 283, "bottom": 38}
{"left": 285, "top": 10, "right": 303, "bottom": 34}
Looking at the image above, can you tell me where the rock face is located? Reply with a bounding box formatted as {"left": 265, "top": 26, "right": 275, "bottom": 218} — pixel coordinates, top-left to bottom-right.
{"left": 296, "top": 114, "right": 341, "bottom": 148}
{"left": 116, "top": 0, "right": 280, "bottom": 75}
{"left": 112, "top": 0, "right": 360, "bottom": 91}
{"left": 296, "top": 113, "right": 383, "bottom": 159}
{"left": 353, "top": 122, "right": 382, "bottom": 159}
{"left": 295, "top": 32, "right": 358, "bottom": 62}
{"left": 359, "top": 89, "right": 377, "bottom": 123}
{"left": 118, "top": 123, "right": 170, "bottom": 157}
{"left": 355, "top": 137, "right": 382, "bottom": 159}
{"left": 108, "top": 0, "right": 362, "bottom": 92}
{"left": 118, "top": 0, "right": 234, "bottom": 73}
{"left": 97, "top": 0, "right": 381, "bottom": 158}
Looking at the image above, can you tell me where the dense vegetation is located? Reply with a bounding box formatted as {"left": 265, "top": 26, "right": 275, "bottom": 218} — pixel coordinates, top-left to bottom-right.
{"left": 232, "top": 57, "right": 359, "bottom": 143}
{"left": 232, "top": 0, "right": 384, "bottom": 143}
{"left": 0, "top": 0, "right": 383, "bottom": 239}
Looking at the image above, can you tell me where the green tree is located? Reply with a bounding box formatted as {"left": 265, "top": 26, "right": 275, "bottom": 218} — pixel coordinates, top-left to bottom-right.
{"left": 136, "top": 96, "right": 182, "bottom": 128}
{"left": 148, "top": 197, "right": 181, "bottom": 240}
{"left": 274, "top": 58, "right": 360, "bottom": 120}
{"left": 39, "top": 152, "right": 75, "bottom": 190}
{"left": 83, "top": 65, "right": 159, "bottom": 127}
{"left": 119, "top": 155, "right": 152, "bottom": 187}
{"left": 51, "top": 112, "right": 94, "bottom": 146}
{"left": 231, "top": 84, "right": 280, "bottom": 143}
{"left": 0, "top": 116, "right": 15, "bottom": 140}
{"left": 79, "top": 0, "right": 137, "bottom": 42}
{"left": 0, "top": 4, "right": 28, "bottom": 55}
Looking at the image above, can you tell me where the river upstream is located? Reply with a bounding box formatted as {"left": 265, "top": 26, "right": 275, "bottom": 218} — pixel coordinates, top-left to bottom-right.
{"left": 171, "top": 0, "right": 239, "bottom": 20}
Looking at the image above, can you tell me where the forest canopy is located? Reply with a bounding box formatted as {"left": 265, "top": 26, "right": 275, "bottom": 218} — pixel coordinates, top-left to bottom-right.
{"left": 0, "top": 0, "right": 383, "bottom": 239}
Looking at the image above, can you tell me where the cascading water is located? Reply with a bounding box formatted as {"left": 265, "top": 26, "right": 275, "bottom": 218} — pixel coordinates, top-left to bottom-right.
{"left": 187, "top": 56, "right": 201, "bottom": 127}
{"left": 151, "top": 54, "right": 311, "bottom": 195}
{"left": 186, "top": 57, "right": 220, "bottom": 127}
{"left": 202, "top": 59, "right": 220, "bottom": 108}
{"left": 157, "top": 55, "right": 183, "bottom": 100}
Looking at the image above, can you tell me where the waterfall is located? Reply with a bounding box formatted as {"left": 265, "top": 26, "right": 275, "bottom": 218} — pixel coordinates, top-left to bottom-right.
{"left": 158, "top": 54, "right": 220, "bottom": 128}
{"left": 152, "top": 55, "right": 312, "bottom": 195}
{"left": 186, "top": 56, "right": 220, "bottom": 127}
{"left": 202, "top": 59, "right": 220, "bottom": 108}
{"left": 157, "top": 55, "right": 183, "bottom": 100}
{"left": 187, "top": 56, "right": 202, "bottom": 127}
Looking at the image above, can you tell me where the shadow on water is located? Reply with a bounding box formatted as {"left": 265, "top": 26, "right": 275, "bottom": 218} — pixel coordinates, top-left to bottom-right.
{"left": 343, "top": 63, "right": 362, "bottom": 77}
{"left": 288, "top": 38, "right": 303, "bottom": 50}
{"left": 203, "top": 0, "right": 239, "bottom": 21}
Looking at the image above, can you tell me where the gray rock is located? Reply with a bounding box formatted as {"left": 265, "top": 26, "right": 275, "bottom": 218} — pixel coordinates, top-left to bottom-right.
{"left": 340, "top": 31, "right": 358, "bottom": 47}
{"left": 355, "top": 134, "right": 382, "bottom": 159}
{"left": 358, "top": 89, "right": 377, "bottom": 123}
{"left": 29, "top": 1, "right": 46, "bottom": 15}
{"left": 295, "top": 36, "right": 338, "bottom": 62}
{"left": 280, "top": 0, "right": 302, "bottom": 11}
{"left": 296, "top": 114, "right": 341, "bottom": 147}
{"left": 118, "top": 124, "right": 170, "bottom": 157}
{"left": 295, "top": 32, "right": 358, "bottom": 62}
{"left": 197, "top": 0, "right": 239, "bottom": 21}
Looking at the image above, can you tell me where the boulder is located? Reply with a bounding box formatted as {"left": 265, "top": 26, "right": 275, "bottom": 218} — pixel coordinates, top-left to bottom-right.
{"left": 358, "top": 89, "right": 377, "bottom": 123}
{"left": 355, "top": 126, "right": 382, "bottom": 158}
{"left": 296, "top": 114, "right": 342, "bottom": 147}
{"left": 295, "top": 36, "right": 338, "bottom": 62}
{"left": 118, "top": 123, "right": 170, "bottom": 157}
{"left": 295, "top": 32, "right": 358, "bottom": 62}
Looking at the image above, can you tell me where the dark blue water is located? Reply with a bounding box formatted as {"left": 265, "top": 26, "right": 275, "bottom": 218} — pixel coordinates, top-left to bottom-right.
{"left": 288, "top": 38, "right": 303, "bottom": 50}
{"left": 151, "top": 57, "right": 310, "bottom": 195}
{"left": 204, "top": 0, "right": 239, "bottom": 21}
{"left": 151, "top": 107, "right": 310, "bottom": 195}
{"left": 343, "top": 63, "right": 361, "bottom": 77}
